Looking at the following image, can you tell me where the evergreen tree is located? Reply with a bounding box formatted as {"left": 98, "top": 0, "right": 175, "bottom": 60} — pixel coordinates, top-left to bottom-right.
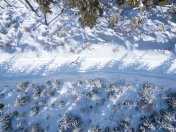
{"left": 36, "top": 0, "right": 56, "bottom": 25}
{"left": 65, "top": 0, "right": 104, "bottom": 28}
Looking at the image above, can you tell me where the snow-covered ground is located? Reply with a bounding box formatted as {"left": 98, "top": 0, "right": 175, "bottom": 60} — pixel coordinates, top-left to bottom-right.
{"left": 0, "top": 72, "right": 176, "bottom": 131}
{"left": 0, "top": 0, "right": 176, "bottom": 132}
{"left": 0, "top": 1, "right": 176, "bottom": 76}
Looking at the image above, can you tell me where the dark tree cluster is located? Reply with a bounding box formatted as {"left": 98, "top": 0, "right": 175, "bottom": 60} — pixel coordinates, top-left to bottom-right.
{"left": 1, "top": 0, "right": 174, "bottom": 28}
{"left": 64, "top": 0, "right": 104, "bottom": 28}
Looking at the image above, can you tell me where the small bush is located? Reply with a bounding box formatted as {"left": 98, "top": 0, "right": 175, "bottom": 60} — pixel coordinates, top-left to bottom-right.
{"left": 170, "top": 7, "right": 176, "bottom": 14}
{"left": 117, "top": 0, "right": 125, "bottom": 7}
{"left": 139, "top": 83, "right": 158, "bottom": 104}
{"left": 31, "top": 122, "right": 43, "bottom": 132}
{"left": 109, "top": 14, "right": 119, "bottom": 27}
{"left": 0, "top": 114, "right": 13, "bottom": 131}
{"left": 46, "top": 80, "right": 52, "bottom": 86}
{"left": 110, "top": 84, "right": 118, "bottom": 91}
{"left": 3, "top": 22, "right": 10, "bottom": 28}
{"left": 126, "top": 0, "right": 140, "bottom": 8}
{"left": 72, "top": 117, "right": 83, "bottom": 132}
{"left": 59, "top": 100, "right": 65, "bottom": 108}
{"left": 157, "top": 0, "right": 170, "bottom": 6}
{"left": 157, "top": 23, "right": 167, "bottom": 32}
{"left": 16, "top": 81, "right": 29, "bottom": 92}
{"left": 16, "top": 96, "right": 30, "bottom": 106}
{"left": 24, "top": 27, "right": 30, "bottom": 32}
{"left": 77, "top": 81, "right": 83, "bottom": 87}
{"left": 161, "top": 111, "right": 176, "bottom": 122}
{"left": 52, "top": 80, "right": 61, "bottom": 89}
{"left": 58, "top": 113, "right": 83, "bottom": 132}
{"left": 91, "top": 125, "right": 101, "bottom": 132}
{"left": 146, "top": 0, "right": 153, "bottom": 8}
{"left": 165, "top": 92, "right": 176, "bottom": 110}
{"left": 119, "top": 120, "right": 130, "bottom": 131}
{"left": 33, "top": 86, "right": 43, "bottom": 98}
{"left": 89, "top": 79, "right": 104, "bottom": 88}
{"left": 30, "top": 104, "right": 40, "bottom": 116}
{"left": 130, "top": 16, "right": 145, "bottom": 29}
{"left": 17, "top": 120, "right": 26, "bottom": 131}
{"left": 86, "top": 90, "right": 100, "bottom": 101}
{"left": 57, "top": 24, "right": 61, "bottom": 31}
{"left": 140, "top": 116, "right": 155, "bottom": 131}
{"left": 58, "top": 113, "right": 72, "bottom": 131}
{"left": 107, "top": 91, "right": 115, "bottom": 99}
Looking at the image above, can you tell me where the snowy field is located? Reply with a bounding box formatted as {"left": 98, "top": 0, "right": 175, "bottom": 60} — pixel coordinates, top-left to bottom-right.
{"left": 0, "top": 0, "right": 176, "bottom": 132}
{"left": 0, "top": 0, "right": 176, "bottom": 75}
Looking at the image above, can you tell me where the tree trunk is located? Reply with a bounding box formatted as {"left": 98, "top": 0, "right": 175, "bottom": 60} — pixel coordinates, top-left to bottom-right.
{"left": 44, "top": 14, "right": 48, "bottom": 26}
{"left": 24, "top": 0, "right": 40, "bottom": 17}
{"left": 4, "top": 0, "right": 12, "bottom": 7}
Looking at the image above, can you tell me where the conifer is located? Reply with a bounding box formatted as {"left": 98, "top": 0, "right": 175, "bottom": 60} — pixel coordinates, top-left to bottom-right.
{"left": 36, "top": 0, "right": 56, "bottom": 25}
{"left": 65, "top": 0, "right": 104, "bottom": 28}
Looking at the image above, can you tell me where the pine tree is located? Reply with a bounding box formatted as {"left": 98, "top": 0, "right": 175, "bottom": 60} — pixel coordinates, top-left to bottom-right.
{"left": 36, "top": 0, "right": 56, "bottom": 25}
{"left": 65, "top": 0, "right": 104, "bottom": 28}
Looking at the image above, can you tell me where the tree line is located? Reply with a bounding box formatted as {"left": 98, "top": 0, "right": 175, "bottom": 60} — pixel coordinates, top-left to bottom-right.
{"left": 2, "top": 0, "right": 175, "bottom": 28}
